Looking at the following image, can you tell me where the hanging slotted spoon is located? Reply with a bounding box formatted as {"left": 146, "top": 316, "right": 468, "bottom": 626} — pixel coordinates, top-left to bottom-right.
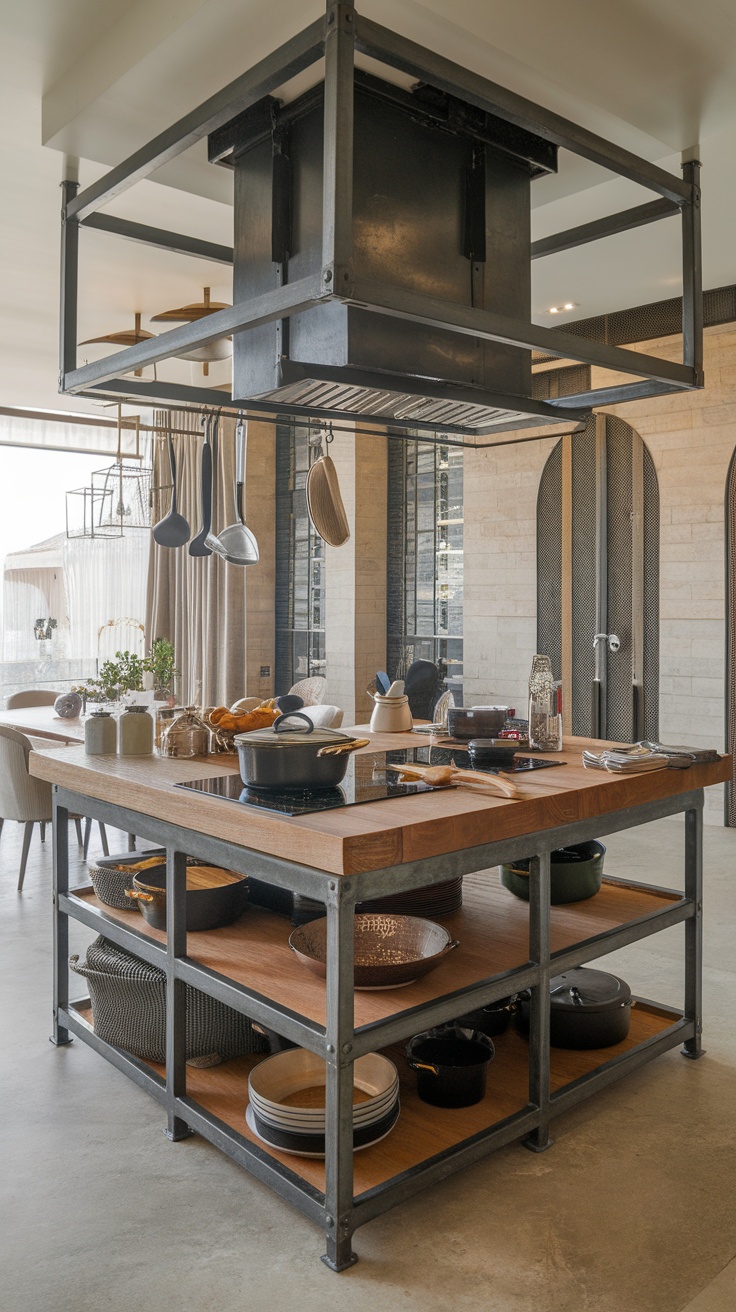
{"left": 204, "top": 413, "right": 227, "bottom": 558}
{"left": 216, "top": 415, "right": 259, "bottom": 566}
{"left": 152, "top": 425, "right": 190, "bottom": 548}
{"left": 189, "top": 413, "right": 214, "bottom": 557}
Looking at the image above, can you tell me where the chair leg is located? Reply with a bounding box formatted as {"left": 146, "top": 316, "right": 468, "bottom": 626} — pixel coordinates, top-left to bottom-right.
{"left": 74, "top": 817, "right": 84, "bottom": 849}
{"left": 40, "top": 822, "right": 47, "bottom": 843}
{"left": 83, "top": 817, "right": 92, "bottom": 860}
{"left": 18, "top": 821, "right": 34, "bottom": 892}
{"left": 99, "top": 823, "right": 110, "bottom": 857}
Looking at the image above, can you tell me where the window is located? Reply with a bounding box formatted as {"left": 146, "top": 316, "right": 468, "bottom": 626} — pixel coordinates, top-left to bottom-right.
{"left": 275, "top": 426, "right": 326, "bottom": 689}
{"left": 387, "top": 438, "right": 463, "bottom": 695}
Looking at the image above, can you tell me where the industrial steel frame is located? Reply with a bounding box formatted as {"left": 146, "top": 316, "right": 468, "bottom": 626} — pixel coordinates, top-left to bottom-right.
{"left": 53, "top": 780, "right": 704, "bottom": 1270}
{"left": 58, "top": 1, "right": 703, "bottom": 436}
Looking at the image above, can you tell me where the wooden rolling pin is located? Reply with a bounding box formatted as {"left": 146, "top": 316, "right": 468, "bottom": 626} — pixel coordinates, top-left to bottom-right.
{"left": 386, "top": 762, "right": 521, "bottom": 799}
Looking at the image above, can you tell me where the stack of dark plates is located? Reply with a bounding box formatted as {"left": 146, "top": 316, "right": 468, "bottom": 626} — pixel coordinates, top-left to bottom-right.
{"left": 357, "top": 875, "right": 462, "bottom": 918}
{"left": 246, "top": 1049, "right": 400, "bottom": 1158}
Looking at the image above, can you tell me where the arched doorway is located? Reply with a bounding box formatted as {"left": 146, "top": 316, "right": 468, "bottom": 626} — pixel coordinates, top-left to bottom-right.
{"left": 537, "top": 414, "right": 659, "bottom": 743}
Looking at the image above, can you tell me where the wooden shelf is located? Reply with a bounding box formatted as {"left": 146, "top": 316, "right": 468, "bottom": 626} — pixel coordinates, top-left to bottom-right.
{"left": 69, "top": 872, "right": 684, "bottom": 1032}
{"left": 73, "top": 1000, "right": 677, "bottom": 1197}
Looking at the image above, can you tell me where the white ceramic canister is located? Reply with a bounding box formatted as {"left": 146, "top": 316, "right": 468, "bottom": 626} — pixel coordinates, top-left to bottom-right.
{"left": 117, "top": 705, "right": 154, "bottom": 756}
{"left": 369, "top": 693, "right": 413, "bottom": 733}
{"left": 84, "top": 709, "right": 117, "bottom": 755}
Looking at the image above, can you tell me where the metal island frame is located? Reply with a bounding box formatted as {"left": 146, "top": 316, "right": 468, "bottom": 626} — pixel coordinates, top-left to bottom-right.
{"left": 36, "top": 739, "right": 729, "bottom": 1271}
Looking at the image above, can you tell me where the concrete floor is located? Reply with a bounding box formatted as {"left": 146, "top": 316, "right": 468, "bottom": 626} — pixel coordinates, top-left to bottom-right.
{"left": 1, "top": 815, "right": 736, "bottom": 1312}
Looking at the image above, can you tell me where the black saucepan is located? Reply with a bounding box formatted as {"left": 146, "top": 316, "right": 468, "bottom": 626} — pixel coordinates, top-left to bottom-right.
{"left": 406, "top": 1027, "right": 495, "bottom": 1108}
{"left": 125, "top": 863, "right": 249, "bottom": 931}
{"left": 451, "top": 995, "right": 518, "bottom": 1037}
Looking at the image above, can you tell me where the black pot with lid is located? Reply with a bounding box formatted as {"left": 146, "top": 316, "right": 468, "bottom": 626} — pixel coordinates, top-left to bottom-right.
{"left": 234, "top": 712, "right": 366, "bottom": 793}
{"left": 516, "top": 967, "right": 632, "bottom": 1049}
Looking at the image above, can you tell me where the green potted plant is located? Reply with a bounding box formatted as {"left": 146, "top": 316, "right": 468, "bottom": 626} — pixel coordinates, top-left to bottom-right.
{"left": 144, "top": 638, "right": 179, "bottom": 701}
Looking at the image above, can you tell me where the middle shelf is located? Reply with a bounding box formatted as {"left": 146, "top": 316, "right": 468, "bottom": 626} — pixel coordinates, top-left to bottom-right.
{"left": 68, "top": 869, "right": 687, "bottom": 1032}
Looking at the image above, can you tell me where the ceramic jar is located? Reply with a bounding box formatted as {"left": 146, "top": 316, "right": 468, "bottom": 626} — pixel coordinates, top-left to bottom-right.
{"left": 117, "top": 705, "right": 154, "bottom": 756}
{"left": 369, "top": 693, "right": 413, "bottom": 733}
{"left": 84, "top": 709, "right": 116, "bottom": 755}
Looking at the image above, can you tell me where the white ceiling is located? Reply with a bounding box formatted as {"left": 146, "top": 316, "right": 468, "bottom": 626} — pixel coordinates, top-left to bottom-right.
{"left": 1, "top": 0, "right": 736, "bottom": 415}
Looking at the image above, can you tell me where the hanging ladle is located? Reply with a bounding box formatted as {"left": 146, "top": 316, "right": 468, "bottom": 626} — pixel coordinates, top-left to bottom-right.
{"left": 152, "top": 423, "right": 190, "bottom": 548}
{"left": 216, "top": 414, "right": 259, "bottom": 566}
{"left": 189, "top": 413, "right": 214, "bottom": 557}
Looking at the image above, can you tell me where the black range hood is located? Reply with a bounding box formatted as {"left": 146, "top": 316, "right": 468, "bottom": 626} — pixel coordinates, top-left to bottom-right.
{"left": 210, "top": 72, "right": 577, "bottom": 435}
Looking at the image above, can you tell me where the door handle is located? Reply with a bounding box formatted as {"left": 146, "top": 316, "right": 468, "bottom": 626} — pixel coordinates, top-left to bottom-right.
{"left": 593, "top": 633, "right": 621, "bottom": 653}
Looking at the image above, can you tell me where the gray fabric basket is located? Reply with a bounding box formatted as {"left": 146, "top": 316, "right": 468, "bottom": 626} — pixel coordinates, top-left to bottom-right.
{"left": 70, "top": 936, "right": 267, "bottom": 1065}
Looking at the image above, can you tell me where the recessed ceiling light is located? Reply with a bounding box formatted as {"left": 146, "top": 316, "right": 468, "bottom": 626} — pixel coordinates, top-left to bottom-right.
{"left": 547, "top": 302, "right": 578, "bottom": 315}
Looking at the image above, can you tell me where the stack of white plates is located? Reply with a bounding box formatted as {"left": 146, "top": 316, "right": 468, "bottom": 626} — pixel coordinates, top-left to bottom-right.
{"left": 246, "top": 1049, "right": 400, "bottom": 1158}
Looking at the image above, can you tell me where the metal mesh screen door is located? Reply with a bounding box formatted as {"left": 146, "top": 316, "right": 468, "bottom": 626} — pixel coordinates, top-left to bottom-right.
{"left": 724, "top": 451, "right": 736, "bottom": 824}
{"left": 537, "top": 415, "right": 659, "bottom": 743}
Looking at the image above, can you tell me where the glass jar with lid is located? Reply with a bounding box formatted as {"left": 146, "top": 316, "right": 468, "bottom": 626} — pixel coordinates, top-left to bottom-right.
{"left": 528, "top": 654, "right": 562, "bottom": 751}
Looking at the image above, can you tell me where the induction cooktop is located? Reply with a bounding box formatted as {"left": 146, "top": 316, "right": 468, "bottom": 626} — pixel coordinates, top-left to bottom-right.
{"left": 175, "top": 752, "right": 455, "bottom": 816}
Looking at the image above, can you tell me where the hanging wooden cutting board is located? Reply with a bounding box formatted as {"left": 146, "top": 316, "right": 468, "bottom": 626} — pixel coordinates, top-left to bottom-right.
{"left": 306, "top": 454, "right": 350, "bottom": 547}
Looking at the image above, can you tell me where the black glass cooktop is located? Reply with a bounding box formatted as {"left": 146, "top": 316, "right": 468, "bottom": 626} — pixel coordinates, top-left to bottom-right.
{"left": 175, "top": 746, "right": 564, "bottom": 816}
{"left": 175, "top": 752, "right": 455, "bottom": 816}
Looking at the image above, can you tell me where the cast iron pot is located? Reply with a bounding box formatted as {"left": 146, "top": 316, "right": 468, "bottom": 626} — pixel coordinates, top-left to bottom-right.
{"left": 516, "top": 967, "right": 632, "bottom": 1049}
{"left": 501, "top": 840, "right": 606, "bottom": 904}
{"left": 452, "top": 995, "right": 518, "bottom": 1037}
{"left": 406, "top": 1026, "right": 495, "bottom": 1108}
{"left": 234, "top": 713, "right": 367, "bottom": 793}
{"left": 125, "top": 864, "right": 249, "bottom": 932}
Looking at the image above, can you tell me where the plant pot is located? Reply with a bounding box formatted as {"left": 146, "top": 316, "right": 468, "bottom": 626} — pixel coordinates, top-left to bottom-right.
{"left": 501, "top": 840, "right": 606, "bottom": 904}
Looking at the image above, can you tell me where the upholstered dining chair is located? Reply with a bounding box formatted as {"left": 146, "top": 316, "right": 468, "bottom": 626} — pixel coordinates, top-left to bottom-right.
{"left": 0, "top": 727, "right": 108, "bottom": 889}
{"left": 6, "top": 689, "right": 58, "bottom": 708}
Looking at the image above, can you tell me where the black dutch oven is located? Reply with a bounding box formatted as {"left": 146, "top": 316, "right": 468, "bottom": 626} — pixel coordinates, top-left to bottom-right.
{"left": 451, "top": 995, "right": 518, "bottom": 1037}
{"left": 501, "top": 840, "right": 606, "bottom": 904}
{"left": 406, "top": 1026, "right": 495, "bottom": 1108}
{"left": 125, "top": 863, "right": 249, "bottom": 932}
{"left": 234, "top": 712, "right": 368, "bottom": 793}
{"left": 516, "top": 967, "right": 632, "bottom": 1049}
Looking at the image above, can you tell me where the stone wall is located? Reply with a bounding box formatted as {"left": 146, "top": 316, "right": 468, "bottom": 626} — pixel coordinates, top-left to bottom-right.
{"left": 463, "top": 324, "right": 736, "bottom": 822}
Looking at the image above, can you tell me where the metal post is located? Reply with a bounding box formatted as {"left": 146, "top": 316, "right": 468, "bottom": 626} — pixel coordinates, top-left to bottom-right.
{"left": 59, "top": 179, "right": 79, "bottom": 389}
{"left": 682, "top": 802, "right": 705, "bottom": 1058}
{"left": 322, "top": 876, "right": 358, "bottom": 1271}
{"left": 164, "top": 849, "right": 191, "bottom": 1138}
{"left": 525, "top": 850, "right": 553, "bottom": 1151}
{"left": 322, "top": 0, "right": 355, "bottom": 295}
{"left": 593, "top": 414, "right": 608, "bottom": 738}
{"left": 51, "top": 794, "right": 72, "bottom": 1045}
{"left": 681, "top": 158, "right": 703, "bottom": 384}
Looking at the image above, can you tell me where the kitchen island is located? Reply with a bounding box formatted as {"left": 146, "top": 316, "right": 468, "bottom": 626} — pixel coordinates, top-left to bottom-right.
{"left": 31, "top": 735, "right": 731, "bottom": 1270}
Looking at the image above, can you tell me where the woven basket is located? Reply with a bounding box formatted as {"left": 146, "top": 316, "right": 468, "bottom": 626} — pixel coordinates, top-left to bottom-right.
{"left": 70, "top": 936, "right": 267, "bottom": 1065}
{"left": 88, "top": 851, "right": 208, "bottom": 911}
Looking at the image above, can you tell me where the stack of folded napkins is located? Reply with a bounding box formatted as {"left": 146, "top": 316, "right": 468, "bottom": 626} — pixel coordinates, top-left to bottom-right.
{"left": 582, "top": 741, "right": 720, "bottom": 773}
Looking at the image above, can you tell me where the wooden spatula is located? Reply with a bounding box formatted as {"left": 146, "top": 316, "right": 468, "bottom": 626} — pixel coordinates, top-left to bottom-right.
{"left": 386, "top": 762, "right": 520, "bottom": 799}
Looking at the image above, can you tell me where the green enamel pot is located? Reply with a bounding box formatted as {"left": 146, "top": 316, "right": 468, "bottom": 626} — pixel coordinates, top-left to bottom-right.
{"left": 501, "top": 840, "right": 606, "bottom": 904}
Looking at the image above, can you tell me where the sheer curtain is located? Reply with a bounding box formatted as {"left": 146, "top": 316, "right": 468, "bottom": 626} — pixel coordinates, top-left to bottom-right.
{"left": 145, "top": 412, "right": 248, "bottom": 706}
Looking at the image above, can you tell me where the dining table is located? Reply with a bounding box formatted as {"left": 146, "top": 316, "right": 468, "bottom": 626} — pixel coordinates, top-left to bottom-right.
{"left": 0, "top": 705, "right": 85, "bottom": 744}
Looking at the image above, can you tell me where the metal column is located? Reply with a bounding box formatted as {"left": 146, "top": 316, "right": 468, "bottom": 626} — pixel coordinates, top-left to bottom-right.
{"left": 51, "top": 794, "right": 72, "bottom": 1046}
{"left": 592, "top": 414, "right": 608, "bottom": 738}
{"left": 165, "top": 849, "right": 191, "bottom": 1139}
{"left": 681, "top": 159, "right": 703, "bottom": 384}
{"left": 59, "top": 179, "right": 79, "bottom": 390}
{"left": 525, "top": 851, "right": 553, "bottom": 1151}
{"left": 682, "top": 803, "right": 704, "bottom": 1058}
{"left": 321, "top": 0, "right": 355, "bottom": 293}
{"left": 322, "top": 876, "right": 358, "bottom": 1271}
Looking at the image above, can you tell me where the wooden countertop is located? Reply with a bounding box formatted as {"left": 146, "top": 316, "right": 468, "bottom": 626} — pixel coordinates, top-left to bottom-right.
{"left": 29, "top": 730, "right": 731, "bottom": 876}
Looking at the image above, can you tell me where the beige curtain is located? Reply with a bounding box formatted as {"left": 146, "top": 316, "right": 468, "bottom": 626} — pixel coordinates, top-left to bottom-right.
{"left": 145, "top": 411, "right": 248, "bottom": 706}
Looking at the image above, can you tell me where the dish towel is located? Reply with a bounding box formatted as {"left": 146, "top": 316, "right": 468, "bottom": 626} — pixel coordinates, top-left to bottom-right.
{"left": 582, "top": 741, "right": 720, "bottom": 773}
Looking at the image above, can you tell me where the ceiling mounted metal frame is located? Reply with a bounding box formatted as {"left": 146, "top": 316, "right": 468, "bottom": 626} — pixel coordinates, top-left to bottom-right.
{"left": 58, "top": 0, "right": 703, "bottom": 439}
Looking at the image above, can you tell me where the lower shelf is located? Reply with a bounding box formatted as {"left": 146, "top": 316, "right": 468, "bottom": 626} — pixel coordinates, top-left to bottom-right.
{"left": 73, "top": 999, "right": 680, "bottom": 1197}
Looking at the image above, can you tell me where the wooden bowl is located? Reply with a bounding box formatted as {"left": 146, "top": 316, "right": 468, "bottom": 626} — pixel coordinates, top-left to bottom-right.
{"left": 288, "top": 913, "right": 459, "bottom": 989}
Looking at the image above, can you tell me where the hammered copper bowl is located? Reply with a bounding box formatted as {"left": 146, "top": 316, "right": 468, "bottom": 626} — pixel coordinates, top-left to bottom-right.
{"left": 288, "top": 913, "right": 459, "bottom": 989}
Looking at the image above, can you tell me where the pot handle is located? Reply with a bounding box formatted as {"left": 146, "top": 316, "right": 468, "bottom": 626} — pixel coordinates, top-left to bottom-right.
{"left": 316, "top": 738, "right": 371, "bottom": 758}
{"left": 273, "top": 712, "right": 315, "bottom": 734}
{"left": 124, "top": 889, "right": 156, "bottom": 904}
{"left": 407, "top": 1058, "right": 440, "bottom": 1076}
